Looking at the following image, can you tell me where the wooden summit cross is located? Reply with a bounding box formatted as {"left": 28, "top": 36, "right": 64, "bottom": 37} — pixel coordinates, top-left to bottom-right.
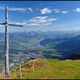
{"left": 0, "top": 6, "right": 23, "bottom": 78}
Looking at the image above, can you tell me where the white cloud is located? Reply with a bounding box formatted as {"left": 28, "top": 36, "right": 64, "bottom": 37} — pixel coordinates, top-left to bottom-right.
{"left": 53, "top": 9, "right": 60, "bottom": 13}
{"left": 40, "top": 8, "right": 52, "bottom": 14}
{"left": 0, "top": 7, "right": 32, "bottom": 12}
{"left": 53, "top": 9, "right": 69, "bottom": 14}
{"left": 0, "top": 25, "right": 3, "bottom": 27}
{"left": 48, "top": 18, "right": 58, "bottom": 21}
{"left": 61, "top": 10, "right": 69, "bottom": 14}
{"left": 0, "top": 7, "right": 4, "bottom": 10}
{"left": 40, "top": 8, "right": 69, "bottom": 14}
{"left": 23, "top": 16, "right": 58, "bottom": 26}
{"left": 9, "top": 7, "right": 32, "bottom": 12}
{"left": 28, "top": 7, "right": 32, "bottom": 12}
{"left": 75, "top": 8, "right": 80, "bottom": 13}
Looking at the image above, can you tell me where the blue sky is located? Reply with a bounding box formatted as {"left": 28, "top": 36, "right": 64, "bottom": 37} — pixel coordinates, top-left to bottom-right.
{"left": 0, "top": 1, "right": 80, "bottom": 32}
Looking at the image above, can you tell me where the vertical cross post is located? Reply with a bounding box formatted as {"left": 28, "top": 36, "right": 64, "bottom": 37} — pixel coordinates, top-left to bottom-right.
{"left": 5, "top": 6, "right": 9, "bottom": 78}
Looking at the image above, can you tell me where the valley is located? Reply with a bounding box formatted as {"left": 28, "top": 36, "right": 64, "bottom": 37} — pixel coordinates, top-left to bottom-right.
{"left": 0, "top": 30, "right": 80, "bottom": 72}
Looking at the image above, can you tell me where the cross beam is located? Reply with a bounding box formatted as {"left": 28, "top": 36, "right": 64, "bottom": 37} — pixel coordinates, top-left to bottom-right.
{"left": 0, "top": 6, "right": 23, "bottom": 78}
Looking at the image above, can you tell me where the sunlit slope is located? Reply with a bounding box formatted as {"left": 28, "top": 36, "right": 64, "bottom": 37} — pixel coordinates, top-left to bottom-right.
{"left": 0, "top": 58, "right": 80, "bottom": 79}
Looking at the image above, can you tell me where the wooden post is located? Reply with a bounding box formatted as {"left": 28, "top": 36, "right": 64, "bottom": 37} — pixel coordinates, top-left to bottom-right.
{"left": 5, "top": 6, "right": 9, "bottom": 79}
{"left": 19, "top": 64, "right": 22, "bottom": 79}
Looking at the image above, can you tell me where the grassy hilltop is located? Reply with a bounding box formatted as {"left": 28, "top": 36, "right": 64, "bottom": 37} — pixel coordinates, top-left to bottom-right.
{"left": 0, "top": 58, "right": 80, "bottom": 79}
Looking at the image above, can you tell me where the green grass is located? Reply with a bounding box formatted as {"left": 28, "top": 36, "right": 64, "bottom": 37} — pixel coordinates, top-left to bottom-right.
{"left": 23, "top": 59, "right": 80, "bottom": 79}
{"left": 1, "top": 59, "right": 80, "bottom": 79}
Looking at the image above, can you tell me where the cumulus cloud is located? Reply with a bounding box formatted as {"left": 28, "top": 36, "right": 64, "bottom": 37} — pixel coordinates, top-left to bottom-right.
{"left": 74, "top": 8, "right": 80, "bottom": 13}
{"left": 23, "top": 16, "right": 58, "bottom": 26}
{"left": 40, "top": 8, "right": 52, "bottom": 14}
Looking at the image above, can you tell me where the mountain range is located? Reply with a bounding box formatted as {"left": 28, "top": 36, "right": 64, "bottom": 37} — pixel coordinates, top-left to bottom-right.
{"left": 0, "top": 30, "right": 80, "bottom": 71}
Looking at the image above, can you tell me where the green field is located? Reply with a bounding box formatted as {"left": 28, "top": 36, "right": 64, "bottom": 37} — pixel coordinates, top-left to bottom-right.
{"left": 1, "top": 59, "right": 80, "bottom": 79}
{"left": 22, "top": 59, "right": 80, "bottom": 79}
